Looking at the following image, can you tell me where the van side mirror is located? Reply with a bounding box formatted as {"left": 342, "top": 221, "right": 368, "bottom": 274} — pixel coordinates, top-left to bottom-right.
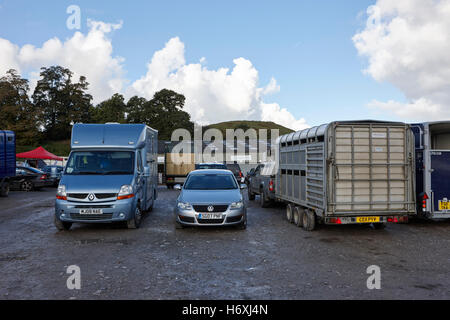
{"left": 143, "top": 166, "right": 150, "bottom": 177}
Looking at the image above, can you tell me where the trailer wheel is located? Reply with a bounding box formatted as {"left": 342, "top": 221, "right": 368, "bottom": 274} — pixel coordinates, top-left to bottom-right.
{"left": 302, "top": 209, "right": 316, "bottom": 231}
{"left": 293, "top": 207, "right": 304, "bottom": 227}
{"left": 248, "top": 188, "right": 255, "bottom": 201}
{"left": 373, "top": 222, "right": 387, "bottom": 230}
{"left": 286, "top": 204, "right": 294, "bottom": 223}
{"left": 0, "top": 182, "right": 9, "bottom": 197}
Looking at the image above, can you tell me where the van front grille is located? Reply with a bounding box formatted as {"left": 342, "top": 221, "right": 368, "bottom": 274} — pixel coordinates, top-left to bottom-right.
{"left": 70, "top": 214, "right": 113, "bottom": 220}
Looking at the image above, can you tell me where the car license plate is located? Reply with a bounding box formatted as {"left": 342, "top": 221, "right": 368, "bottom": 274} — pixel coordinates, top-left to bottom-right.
{"left": 356, "top": 216, "right": 380, "bottom": 223}
{"left": 198, "top": 213, "right": 222, "bottom": 219}
{"left": 439, "top": 201, "right": 450, "bottom": 211}
{"left": 79, "top": 208, "right": 103, "bottom": 215}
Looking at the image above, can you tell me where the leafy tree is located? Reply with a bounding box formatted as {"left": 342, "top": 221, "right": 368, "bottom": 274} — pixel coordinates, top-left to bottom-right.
{"left": 91, "top": 93, "right": 126, "bottom": 123}
{"left": 0, "top": 69, "right": 40, "bottom": 145}
{"left": 126, "top": 89, "right": 193, "bottom": 140}
{"left": 32, "top": 66, "right": 92, "bottom": 140}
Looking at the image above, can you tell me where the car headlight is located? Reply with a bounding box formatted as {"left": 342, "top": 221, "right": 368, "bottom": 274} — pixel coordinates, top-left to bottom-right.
{"left": 117, "top": 185, "right": 134, "bottom": 200}
{"left": 56, "top": 184, "right": 67, "bottom": 200}
{"left": 177, "top": 202, "right": 193, "bottom": 210}
{"left": 230, "top": 201, "right": 244, "bottom": 209}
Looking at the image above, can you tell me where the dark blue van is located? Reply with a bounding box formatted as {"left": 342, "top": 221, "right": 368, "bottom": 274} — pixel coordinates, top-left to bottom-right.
{"left": 412, "top": 122, "right": 450, "bottom": 219}
{"left": 0, "top": 130, "right": 15, "bottom": 197}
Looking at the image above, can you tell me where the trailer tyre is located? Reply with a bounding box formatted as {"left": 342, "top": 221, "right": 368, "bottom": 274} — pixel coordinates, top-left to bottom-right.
{"left": 302, "top": 209, "right": 316, "bottom": 231}
{"left": 286, "top": 204, "right": 294, "bottom": 223}
{"left": 373, "top": 222, "right": 387, "bottom": 230}
{"left": 293, "top": 207, "right": 304, "bottom": 227}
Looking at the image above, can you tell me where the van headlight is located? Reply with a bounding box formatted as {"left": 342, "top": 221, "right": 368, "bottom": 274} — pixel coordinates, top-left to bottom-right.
{"left": 177, "top": 202, "right": 192, "bottom": 210}
{"left": 230, "top": 201, "right": 243, "bottom": 209}
{"left": 56, "top": 185, "right": 67, "bottom": 200}
{"left": 117, "top": 185, "right": 134, "bottom": 200}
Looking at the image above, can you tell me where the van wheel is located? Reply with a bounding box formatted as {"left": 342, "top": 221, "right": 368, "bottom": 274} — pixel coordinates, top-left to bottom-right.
{"left": 286, "top": 204, "right": 294, "bottom": 223}
{"left": 302, "top": 209, "right": 316, "bottom": 231}
{"left": 259, "top": 190, "right": 270, "bottom": 208}
{"left": 248, "top": 188, "right": 255, "bottom": 201}
{"left": 294, "top": 207, "right": 304, "bottom": 227}
{"left": 54, "top": 216, "right": 72, "bottom": 231}
{"left": 0, "top": 183, "right": 9, "bottom": 197}
{"left": 127, "top": 206, "right": 142, "bottom": 229}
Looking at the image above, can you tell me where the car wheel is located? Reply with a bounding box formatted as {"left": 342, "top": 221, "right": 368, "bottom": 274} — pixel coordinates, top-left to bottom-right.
{"left": 248, "top": 188, "right": 255, "bottom": 201}
{"left": 259, "top": 190, "right": 270, "bottom": 208}
{"left": 175, "top": 220, "right": 185, "bottom": 229}
{"left": 0, "top": 183, "right": 9, "bottom": 197}
{"left": 237, "top": 217, "right": 247, "bottom": 230}
{"left": 286, "top": 203, "right": 294, "bottom": 223}
{"left": 54, "top": 215, "right": 72, "bottom": 231}
{"left": 294, "top": 207, "right": 304, "bottom": 227}
{"left": 373, "top": 222, "right": 387, "bottom": 230}
{"left": 21, "top": 180, "right": 33, "bottom": 192}
{"left": 302, "top": 209, "right": 316, "bottom": 231}
{"left": 127, "top": 206, "right": 142, "bottom": 229}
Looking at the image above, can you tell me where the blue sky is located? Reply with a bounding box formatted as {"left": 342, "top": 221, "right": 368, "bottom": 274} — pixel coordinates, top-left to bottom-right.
{"left": 0, "top": 0, "right": 409, "bottom": 128}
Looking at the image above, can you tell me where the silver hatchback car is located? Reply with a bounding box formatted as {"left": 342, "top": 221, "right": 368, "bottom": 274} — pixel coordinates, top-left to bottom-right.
{"left": 174, "top": 169, "right": 247, "bottom": 229}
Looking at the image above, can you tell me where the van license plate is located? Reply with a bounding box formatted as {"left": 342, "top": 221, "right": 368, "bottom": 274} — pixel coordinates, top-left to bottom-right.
{"left": 198, "top": 213, "right": 222, "bottom": 219}
{"left": 356, "top": 216, "right": 380, "bottom": 223}
{"left": 439, "top": 201, "right": 450, "bottom": 211}
{"left": 79, "top": 209, "right": 103, "bottom": 215}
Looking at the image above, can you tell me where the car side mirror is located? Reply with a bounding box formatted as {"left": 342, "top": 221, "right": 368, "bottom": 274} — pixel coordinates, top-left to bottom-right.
{"left": 174, "top": 184, "right": 182, "bottom": 191}
{"left": 240, "top": 184, "right": 247, "bottom": 189}
{"left": 143, "top": 166, "right": 150, "bottom": 177}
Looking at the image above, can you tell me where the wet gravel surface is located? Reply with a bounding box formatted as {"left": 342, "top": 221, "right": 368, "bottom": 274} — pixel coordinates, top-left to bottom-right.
{"left": 0, "top": 187, "right": 449, "bottom": 300}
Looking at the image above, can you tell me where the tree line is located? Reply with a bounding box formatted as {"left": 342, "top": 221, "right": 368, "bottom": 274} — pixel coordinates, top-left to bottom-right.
{"left": 0, "top": 66, "right": 194, "bottom": 147}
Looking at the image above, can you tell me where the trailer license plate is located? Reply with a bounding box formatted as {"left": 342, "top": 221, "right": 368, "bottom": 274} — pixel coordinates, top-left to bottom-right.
{"left": 79, "top": 209, "right": 103, "bottom": 215}
{"left": 198, "top": 213, "right": 222, "bottom": 219}
{"left": 356, "top": 216, "right": 380, "bottom": 223}
{"left": 439, "top": 201, "right": 450, "bottom": 211}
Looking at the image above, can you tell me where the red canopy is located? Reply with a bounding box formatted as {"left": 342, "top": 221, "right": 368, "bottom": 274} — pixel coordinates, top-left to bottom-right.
{"left": 16, "top": 146, "right": 63, "bottom": 161}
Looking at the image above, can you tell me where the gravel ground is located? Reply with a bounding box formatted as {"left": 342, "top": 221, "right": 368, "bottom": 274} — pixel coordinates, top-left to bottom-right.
{"left": 0, "top": 187, "right": 449, "bottom": 300}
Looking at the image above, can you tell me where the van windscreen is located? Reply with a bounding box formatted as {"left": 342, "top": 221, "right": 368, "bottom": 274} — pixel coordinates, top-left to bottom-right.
{"left": 65, "top": 151, "right": 135, "bottom": 175}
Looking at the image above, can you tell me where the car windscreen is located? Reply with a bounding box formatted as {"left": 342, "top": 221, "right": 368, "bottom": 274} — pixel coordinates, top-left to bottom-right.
{"left": 184, "top": 174, "right": 238, "bottom": 190}
{"left": 65, "top": 151, "right": 135, "bottom": 175}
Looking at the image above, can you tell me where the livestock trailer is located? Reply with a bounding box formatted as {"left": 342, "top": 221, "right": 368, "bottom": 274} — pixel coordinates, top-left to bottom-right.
{"left": 0, "top": 130, "right": 15, "bottom": 197}
{"left": 164, "top": 141, "right": 195, "bottom": 188}
{"left": 411, "top": 121, "right": 450, "bottom": 219}
{"left": 276, "top": 120, "right": 416, "bottom": 230}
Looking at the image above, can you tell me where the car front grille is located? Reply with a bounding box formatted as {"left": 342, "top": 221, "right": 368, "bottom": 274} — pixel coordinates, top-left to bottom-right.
{"left": 70, "top": 214, "right": 113, "bottom": 220}
{"left": 197, "top": 218, "right": 225, "bottom": 224}
{"left": 193, "top": 205, "right": 229, "bottom": 213}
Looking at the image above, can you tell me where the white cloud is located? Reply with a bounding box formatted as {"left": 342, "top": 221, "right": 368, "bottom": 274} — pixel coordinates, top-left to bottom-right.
{"left": 129, "top": 37, "right": 308, "bottom": 130}
{"left": 0, "top": 19, "right": 126, "bottom": 103}
{"left": 353, "top": 0, "right": 450, "bottom": 121}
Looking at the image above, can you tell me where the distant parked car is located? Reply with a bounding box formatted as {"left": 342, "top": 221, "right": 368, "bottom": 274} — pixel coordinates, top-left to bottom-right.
{"left": 226, "top": 163, "right": 244, "bottom": 183}
{"left": 174, "top": 169, "right": 247, "bottom": 229}
{"left": 195, "top": 163, "right": 227, "bottom": 170}
{"left": 42, "top": 165, "right": 64, "bottom": 186}
{"left": 11, "top": 166, "right": 53, "bottom": 191}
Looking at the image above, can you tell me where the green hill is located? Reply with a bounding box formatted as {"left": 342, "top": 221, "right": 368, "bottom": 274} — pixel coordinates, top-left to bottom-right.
{"left": 204, "top": 120, "right": 294, "bottom": 138}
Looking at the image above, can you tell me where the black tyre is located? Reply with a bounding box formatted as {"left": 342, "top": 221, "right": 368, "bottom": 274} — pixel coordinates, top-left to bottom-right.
{"left": 21, "top": 180, "right": 33, "bottom": 192}
{"left": 286, "top": 203, "right": 294, "bottom": 223}
{"left": 293, "top": 207, "right": 304, "bottom": 227}
{"left": 127, "top": 206, "right": 142, "bottom": 229}
{"left": 373, "top": 222, "right": 387, "bottom": 230}
{"left": 302, "top": 209, "right": 316, "bottom": 231}
{"left": 0, "top": 182, "right": 9, "bottom": 197}
{"left": 248, "top": 188, "right": 255, "bottom": 201}
{"left": 54, "top": 215, "right": 72, "bottom": 231}
{"left": 259, "top": 190, "right": 270, "bottom": 208}
{"left": 236, "top": 217, "right": 247, "bottom": 230}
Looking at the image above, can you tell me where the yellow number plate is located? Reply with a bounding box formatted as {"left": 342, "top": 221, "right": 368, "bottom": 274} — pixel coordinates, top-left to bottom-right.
{"left": 356, "top": 216, "right": 380, "bottom": 223}
{"left": 439, "top": 201, "right": 450, "bottom": 211}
